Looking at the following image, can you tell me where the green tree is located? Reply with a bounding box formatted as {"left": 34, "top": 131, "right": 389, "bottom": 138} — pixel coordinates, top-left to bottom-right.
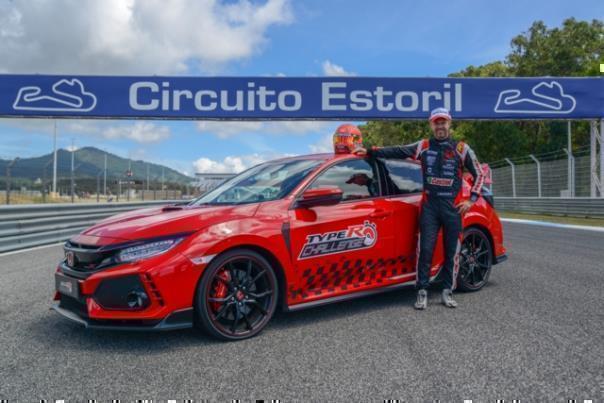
{"left": 507, "top": 18, "right": 603, "bottom": 76}
{"left": 362, "top": 18, "right": 603, "bottom": 162}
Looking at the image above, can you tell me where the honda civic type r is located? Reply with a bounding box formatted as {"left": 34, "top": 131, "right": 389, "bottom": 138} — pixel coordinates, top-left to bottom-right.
{"left": 52, "top": 152, "right": 506, "bottom": 340}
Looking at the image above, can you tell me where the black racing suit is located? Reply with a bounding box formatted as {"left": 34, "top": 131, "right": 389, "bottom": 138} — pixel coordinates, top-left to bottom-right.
{"left": 368, "top": 137, "right": 485, "bottom": 291}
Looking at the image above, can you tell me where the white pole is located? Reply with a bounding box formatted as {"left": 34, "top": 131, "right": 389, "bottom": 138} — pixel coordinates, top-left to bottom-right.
{"left": 529, "top": 154, "right": 541, "bottom": 198}
{"left": 70, "top": 138, "right": 75, "bottom": 203}
{"left": 504, "top": 158, "right": 516, "bottom": 198}
{"left": 103, "top": 151, "right": 107, "bottom": 196}
{"left": 567, "top": 121, "right": 573, "bottom": 197}
{"left": 562, "top": 148, "right": 574, "bottom": 198}
{"left": 600, "top": 119, "right": 604, "bottom": 198}
{"left": 52, "top": 120, "right": 57, "bottom": 194}
{"left": 591, "top": 121, "right": 597, "bottom": 197}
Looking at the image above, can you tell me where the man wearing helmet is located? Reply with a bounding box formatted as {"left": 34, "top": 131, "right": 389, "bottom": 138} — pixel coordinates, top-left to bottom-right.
{"left": 354, "top": 107, "right": 485, "bottom": 310}
{"left": 333, "top": 124, "right": 364, "bottom": 154}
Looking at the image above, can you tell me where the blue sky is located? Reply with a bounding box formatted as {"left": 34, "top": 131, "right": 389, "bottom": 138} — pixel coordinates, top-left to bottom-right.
{"left": 0, "top": 0, "right": 601, "bottom": 175}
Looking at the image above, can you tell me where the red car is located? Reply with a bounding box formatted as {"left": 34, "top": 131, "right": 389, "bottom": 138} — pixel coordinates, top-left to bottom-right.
{"left": 53, "top": 151, "right": 506, "bottom": 340}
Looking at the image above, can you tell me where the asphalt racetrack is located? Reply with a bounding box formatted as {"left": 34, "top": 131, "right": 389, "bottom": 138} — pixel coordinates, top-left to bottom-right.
{"left": 1, "top": 221, "right": 602, "bottom": 401}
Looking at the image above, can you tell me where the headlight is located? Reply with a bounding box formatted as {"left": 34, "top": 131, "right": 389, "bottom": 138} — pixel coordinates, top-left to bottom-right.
{"left": 116, "top": 237, "right": 184, "bottom": 263}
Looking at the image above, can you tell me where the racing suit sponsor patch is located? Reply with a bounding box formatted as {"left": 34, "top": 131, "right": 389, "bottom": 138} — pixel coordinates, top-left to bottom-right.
{"left": 426, "top": 176, "right": 454, "bottom": 186}
{"left": 298, "top": 221, "right": 377, "bottom": 260}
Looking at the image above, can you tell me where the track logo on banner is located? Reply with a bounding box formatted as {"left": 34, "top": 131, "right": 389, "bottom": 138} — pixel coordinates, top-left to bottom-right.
{"left": 494, "top": 81, "right": 576, "bottom": 114}
{"left": 13, "top": 78, "right": 97, "bottom": 112}
{"left": 298, "top": 221, "right": 377, "bottom": 260}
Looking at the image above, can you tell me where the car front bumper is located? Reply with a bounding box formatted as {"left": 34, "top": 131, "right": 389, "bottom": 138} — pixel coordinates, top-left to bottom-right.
{"left": 52, "top": 247, "right": 206, "bottom": 331}
{"left": 51, "top": 300, "right": 193, "bottom": 331}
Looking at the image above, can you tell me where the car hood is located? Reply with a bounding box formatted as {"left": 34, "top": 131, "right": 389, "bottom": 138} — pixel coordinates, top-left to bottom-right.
{"left": 71, "top": 203, "right": 259, "bottom": 245}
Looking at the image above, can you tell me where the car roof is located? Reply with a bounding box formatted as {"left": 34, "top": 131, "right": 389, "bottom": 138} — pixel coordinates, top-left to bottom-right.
{"left": 268, "top": 152, "right": 360, "bottom": 164}
{"left": 268, "top": 152, "right": 422, "bottom": 165}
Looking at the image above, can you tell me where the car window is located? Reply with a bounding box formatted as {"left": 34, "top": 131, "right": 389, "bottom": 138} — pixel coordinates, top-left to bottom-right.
{"left": 189, "top": 159, "right": 323, "bottom": 206}
{"left": 379, "top": 159, "right": 423, "bottom": 195}
{"left": 308, "top": 159, "right": 379, "bottom": 201}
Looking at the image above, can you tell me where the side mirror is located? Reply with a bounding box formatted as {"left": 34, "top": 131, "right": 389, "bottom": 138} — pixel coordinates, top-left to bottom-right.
{"left": 293, "top": 187, "right": 343, "bottom": 209}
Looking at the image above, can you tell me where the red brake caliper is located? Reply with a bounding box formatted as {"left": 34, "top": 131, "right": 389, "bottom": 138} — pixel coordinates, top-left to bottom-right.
{"left": 210, "top": 268, "right": 231, "bottom": 313}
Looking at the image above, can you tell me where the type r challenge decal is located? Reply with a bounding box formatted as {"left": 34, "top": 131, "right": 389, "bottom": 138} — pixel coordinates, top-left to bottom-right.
{"left": 298, "top": 221, "right": 377, "bottom": 260}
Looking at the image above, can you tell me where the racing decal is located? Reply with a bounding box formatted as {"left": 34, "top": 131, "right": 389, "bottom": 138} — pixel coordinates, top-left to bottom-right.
{"left": 427, "top": 177, "right": 454, "bottom": 186}
{"left": 298, "top": 221, "right": 377, "bottom": 260}
{"left": 289, "top": 254, "right": 416, "bottom": 300}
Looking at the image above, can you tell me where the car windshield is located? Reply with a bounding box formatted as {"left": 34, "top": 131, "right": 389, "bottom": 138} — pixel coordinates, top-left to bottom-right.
{"left": 188, "top": 158, "right": 324, "bottom": 206}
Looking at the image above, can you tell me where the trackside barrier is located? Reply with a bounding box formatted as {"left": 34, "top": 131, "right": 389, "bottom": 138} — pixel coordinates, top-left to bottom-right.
{"left": 0, "top": 201, "right": 179, "bottom": 253}
{"left": 495, "top": 197, "right": 604, "bottom": 218}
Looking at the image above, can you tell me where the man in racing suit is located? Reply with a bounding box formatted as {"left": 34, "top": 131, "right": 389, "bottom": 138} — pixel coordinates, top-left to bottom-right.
{"left": 354, "top": 107, "right": 485, "bottom": 309}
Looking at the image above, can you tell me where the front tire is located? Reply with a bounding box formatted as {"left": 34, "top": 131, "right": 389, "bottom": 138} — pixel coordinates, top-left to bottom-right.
{"left": 456, "top": 227, "right": 493, "bottom": 291}
{"left": 194, "top": 249, "right": 278, "bottom": 341}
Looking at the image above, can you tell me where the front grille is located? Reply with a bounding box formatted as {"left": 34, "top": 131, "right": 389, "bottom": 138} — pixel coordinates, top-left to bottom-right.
{"left": 63, "top": 241, "right": 119, "bottom": 273}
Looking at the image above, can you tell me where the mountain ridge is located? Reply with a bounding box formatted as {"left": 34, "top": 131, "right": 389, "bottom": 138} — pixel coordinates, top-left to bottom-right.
{"left": 0, "top": 146, "right": 194, "bottom": 184}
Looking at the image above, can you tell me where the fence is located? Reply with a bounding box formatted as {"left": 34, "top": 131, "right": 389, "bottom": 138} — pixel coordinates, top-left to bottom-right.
{"left": 489, "top": 146, "right": 600, "bottom": 198}
{"left": 0, "top": 188, "right": 188, "bottom": 205}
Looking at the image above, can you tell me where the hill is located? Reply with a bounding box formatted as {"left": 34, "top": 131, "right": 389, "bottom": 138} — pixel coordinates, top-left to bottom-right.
{"left": 0, "top": 147, "right": 194, "bottom": 185}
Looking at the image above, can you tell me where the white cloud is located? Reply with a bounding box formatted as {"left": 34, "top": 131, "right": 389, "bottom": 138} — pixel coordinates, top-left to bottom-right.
{"left": 0, "top": 118, "right": 171, "bottom": 144}
{"left": 193, "top": 153, "right": 268, "bottom": 173}
{"left": 0, "top": 0, "right": 292, "bottom": 74}
{"left": 196, "top": 120, "right": 331, "bottom": 139}
{"left": 101, "top": 122, "right": 170, "bottom": 143}
{"left": 322, "top": 60, "right": 356, "bottom": 77}
{"left": 308, "top": 133, "right": 334, "bottom": 153}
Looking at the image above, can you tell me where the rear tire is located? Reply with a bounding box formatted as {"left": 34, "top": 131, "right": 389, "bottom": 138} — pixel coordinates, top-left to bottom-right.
{"left": 456, "top": 227, "right": 493, "bottom": 292}
{"left": 194, "top": 249, "right": 278, "bottom": 341}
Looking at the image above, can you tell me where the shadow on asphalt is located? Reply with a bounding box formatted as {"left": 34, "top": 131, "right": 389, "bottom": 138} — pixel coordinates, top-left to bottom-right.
{"left": 30, "top": 280, "right": 499, "bottom": 351}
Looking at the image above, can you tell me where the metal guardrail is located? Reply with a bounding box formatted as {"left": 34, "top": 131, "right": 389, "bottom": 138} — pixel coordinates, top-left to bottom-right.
{"left": 0, "top": 201, "right": 179, "bottom": 253}
{"left": 495, "top": 197, "right": 604, "bottom": 218}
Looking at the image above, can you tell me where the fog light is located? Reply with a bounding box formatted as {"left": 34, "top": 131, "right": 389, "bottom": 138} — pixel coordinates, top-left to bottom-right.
{"left": 94, "top": 275, "right": 150, "bottom": 310}
{"left": 126, "top": 290, "right": 149, "bottom": 309}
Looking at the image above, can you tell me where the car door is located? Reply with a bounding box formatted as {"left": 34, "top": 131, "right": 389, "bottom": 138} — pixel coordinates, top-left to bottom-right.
{"left": 378, "top": 158, "right": 446, "bottom": 284}
{"left": 287, "top": 158, "right": 398, "bottom": 302}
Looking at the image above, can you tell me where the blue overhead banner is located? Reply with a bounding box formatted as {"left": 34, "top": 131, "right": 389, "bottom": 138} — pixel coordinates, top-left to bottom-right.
{"left": 0, "top": 75, "right": 602, "bottom": 120}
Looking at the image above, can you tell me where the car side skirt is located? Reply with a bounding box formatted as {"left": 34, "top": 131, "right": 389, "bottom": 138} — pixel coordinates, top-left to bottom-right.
{"left": 285, "top": 278, "right": 417, "bottom": 312}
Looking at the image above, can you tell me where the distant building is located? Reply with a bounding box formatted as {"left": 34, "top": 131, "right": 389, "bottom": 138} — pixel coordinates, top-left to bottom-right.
{"left": 195, "top": 173, "right": 236, "bottom": 193}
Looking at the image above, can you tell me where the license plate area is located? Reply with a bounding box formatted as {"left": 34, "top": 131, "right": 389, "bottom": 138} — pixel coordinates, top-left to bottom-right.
{"left": 55, "top": 272, "right": 80, "bottom": 299}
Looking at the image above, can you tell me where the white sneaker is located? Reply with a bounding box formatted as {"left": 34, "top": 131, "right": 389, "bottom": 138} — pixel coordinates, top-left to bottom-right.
{"left": 441, "top": 288, "right": 458, "bottom": 308}
{"left": 414, "top": 289, "right": 428, "bottom": 310}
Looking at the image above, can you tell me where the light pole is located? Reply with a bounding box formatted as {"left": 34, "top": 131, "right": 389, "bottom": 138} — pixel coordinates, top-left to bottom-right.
{"left": 161, "top": 166, "right": 165, "bottom": 200}
{"left": 52, "top": 120, "right": 58, "bottom": 194}
{"left": 42, "top": 159, "right": 53, "bottom": 203}
{"left": 70, "top": 139, "right": 75, "bottom": 203}
{"left": 5, "top": 157, "right": 20, "bottom": 205}
{"left": 144, "top": 163, "right": 150, "bottom": 201}
{"left": 127, "top": 159, "right": 132, "bottom": 202}
{"left": 103, "top": 151, "right": 107, "bottom": 196}
{"left": 96, "top": 169, "right": 103, "bottom": 203}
